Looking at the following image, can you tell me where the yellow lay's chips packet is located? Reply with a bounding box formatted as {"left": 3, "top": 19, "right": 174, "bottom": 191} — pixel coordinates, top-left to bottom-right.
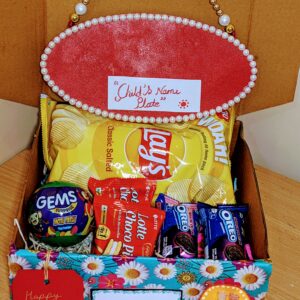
{"left": 41, "top": 96, "right": 236, "bottom": 206}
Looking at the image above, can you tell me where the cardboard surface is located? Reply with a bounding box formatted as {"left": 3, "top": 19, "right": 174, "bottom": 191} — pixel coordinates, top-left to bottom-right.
{"left": 0, "top": 1, "right": 45, "bottom": 106}
{"left": 232, "top": 121, "right": 269, "bottom": 258}
{"left": 242, "top": 0, "right": 300, "bottom": 114}
{"left": 14, "top": 125, "right": 42, "bottom": 248}
{"left": 0, "top": 0, "right": 299, "bottom": 113}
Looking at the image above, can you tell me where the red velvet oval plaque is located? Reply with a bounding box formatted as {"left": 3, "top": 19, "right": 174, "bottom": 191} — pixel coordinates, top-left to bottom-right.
{"left": 41, "top": 14, "right": 257, "bottom": 123}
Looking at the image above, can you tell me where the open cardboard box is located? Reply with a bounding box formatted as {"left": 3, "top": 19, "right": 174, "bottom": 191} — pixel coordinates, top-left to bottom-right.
{"left": 1, "top": 1, "right": 299, "bottom": 299}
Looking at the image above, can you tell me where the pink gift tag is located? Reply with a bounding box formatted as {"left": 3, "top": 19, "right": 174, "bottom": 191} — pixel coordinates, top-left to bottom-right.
{"left": 11, "top": 270, "right": 84, "bottom": 300}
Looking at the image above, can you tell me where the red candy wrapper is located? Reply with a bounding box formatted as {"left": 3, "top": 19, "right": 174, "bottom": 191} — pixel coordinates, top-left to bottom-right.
{"left": 89, "top": 178, "right": 156, "bottom": 206}
{"left": 93, "top": 196, "right": 165, "bottom": 256}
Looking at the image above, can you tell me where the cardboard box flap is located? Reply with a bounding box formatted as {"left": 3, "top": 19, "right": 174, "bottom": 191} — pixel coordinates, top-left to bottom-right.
{"left": 231, "top": 121, "right": 269, "bottom": 258}
{"left": 0, "top": 1, "right": 45, "bottom": 107}
{"left": 239, "top": 0, "right": 300, "bottom": 115}
{"left": 1, "top": 0, "right": 299, "bottom": 114}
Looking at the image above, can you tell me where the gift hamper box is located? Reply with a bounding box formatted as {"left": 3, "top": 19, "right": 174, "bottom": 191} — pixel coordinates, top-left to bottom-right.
{"left": 2, "top": 1, "right": 299, "bottom": 300}
{"left": 9, "top": 116, "right": 273, "bottom": 300}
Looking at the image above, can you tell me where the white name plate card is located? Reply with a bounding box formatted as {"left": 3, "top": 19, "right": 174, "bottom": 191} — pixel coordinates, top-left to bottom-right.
{"left": 91, "top": 289, "right": 182, "bottom": 300}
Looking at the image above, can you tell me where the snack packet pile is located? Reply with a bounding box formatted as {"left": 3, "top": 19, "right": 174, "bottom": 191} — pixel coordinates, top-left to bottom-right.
{"left": 155, "top": 194, "right": 253, "bottom": 260}
{"left": 26, "top": 95, "right": 253, "bottom": 261}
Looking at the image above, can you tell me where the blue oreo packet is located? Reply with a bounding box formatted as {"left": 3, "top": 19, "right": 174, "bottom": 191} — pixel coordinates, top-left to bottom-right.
{"left": 198, "top": 203, "right": 252, "bottom": 260}
{"left": 155, "top": 193, "right": 200, "bottom": 258}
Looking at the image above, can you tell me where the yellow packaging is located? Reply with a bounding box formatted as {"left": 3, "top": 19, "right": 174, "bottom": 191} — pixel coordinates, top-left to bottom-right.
{"left": 41, "top": 96, "right": 236, "bottom": 206}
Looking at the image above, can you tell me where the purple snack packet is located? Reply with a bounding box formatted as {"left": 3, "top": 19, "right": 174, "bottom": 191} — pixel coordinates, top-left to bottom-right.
{"left": 198, "top": 203, "right": 252, "bottom": 260}
{"left": 155, "top": 194, "right": 199, "bottom": 258}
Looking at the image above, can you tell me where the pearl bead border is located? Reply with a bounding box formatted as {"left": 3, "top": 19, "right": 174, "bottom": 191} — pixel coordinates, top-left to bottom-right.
{"left": 41, "top": 13, "right": 258, "bottom": 124}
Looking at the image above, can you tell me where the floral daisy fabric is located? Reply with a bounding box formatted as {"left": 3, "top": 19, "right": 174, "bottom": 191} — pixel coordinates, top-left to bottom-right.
{"left": 9, "top": 249, "right": 272, "bottom": 300}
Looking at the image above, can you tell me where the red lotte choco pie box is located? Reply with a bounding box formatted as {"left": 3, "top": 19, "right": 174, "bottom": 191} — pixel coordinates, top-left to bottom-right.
{"left": 93, "top": 197, "right": 165, "bottom": 256}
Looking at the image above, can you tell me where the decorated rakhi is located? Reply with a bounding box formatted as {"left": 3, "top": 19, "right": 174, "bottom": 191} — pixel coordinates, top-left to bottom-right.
{"left": 40, "top": 1, "right": 257, "bottom": 123}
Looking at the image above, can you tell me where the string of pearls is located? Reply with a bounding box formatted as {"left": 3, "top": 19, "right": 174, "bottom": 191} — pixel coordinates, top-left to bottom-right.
{"left": 69, "top": 1, "right": 90, "bottom": 26}
{"left": 208, "top": 0, "right": 235, "bottom": 35}
{"left": 70, "top": 1, "right": 234, "bottom": 33}
{"left": 70, "top": 1, "right": 235, "bottom": 33}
